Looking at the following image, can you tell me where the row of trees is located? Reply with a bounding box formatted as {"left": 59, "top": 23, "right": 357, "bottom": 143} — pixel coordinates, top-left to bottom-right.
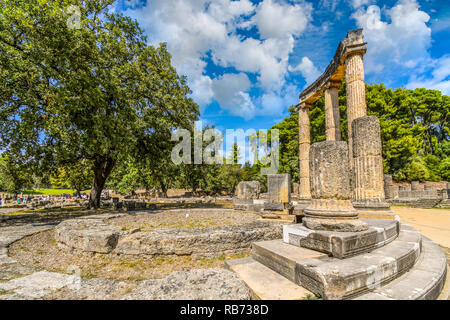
{"left": 0, "top": 1, "right": 447, "bottom": 205}
{"left": 272, "top": 82, "right": 449, "bottom": 182}
{"left": 2, "top": 83, "right": 448, "bottom": 199}
{"left": 0, "top": 139, "right": 269, "bottom": 198}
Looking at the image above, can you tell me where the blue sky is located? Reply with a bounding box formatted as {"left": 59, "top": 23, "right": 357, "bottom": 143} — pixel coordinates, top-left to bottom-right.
{"left": 115, "top": 0, "right": 450, "bottom": 133}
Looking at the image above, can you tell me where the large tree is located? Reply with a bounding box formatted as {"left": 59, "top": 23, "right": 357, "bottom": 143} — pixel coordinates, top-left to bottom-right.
{"left": 0, "top": 0, "right": 199, "bottom": 207}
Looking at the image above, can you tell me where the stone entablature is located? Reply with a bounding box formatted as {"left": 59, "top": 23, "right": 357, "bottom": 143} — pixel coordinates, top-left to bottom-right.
{"left": 295, "top": 29, "right": 367, "bottom": 109}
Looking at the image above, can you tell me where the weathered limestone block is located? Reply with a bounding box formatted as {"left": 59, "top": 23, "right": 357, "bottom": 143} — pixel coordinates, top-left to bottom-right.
{"left": 411, "top": 181, "right": 420, "bottom": 191}
{"left": 55, "top": 219, "right": 122, "bottom": 254}
{"left": 284, "top": 219, "right": 399, "bottom": 259}
{"left": 267, "top": 174, "right": 290, "bottom": 204}
{"left": 424, "top": 184, "right": 433, "bottom": 191}
{"left": 114, "top": 221, "right": 283, "bottom": 259}
{"left": 292, "top": 183, "right": 300, "bottom": 195}
{"left": 233, "top": 199, "right": 254, "bottom": 211}
{"left": 122, "top": 269, "right": 251, "bottom": 300}
{"left": 235, "top": 181, "right": 260, "bottom": 200}
{"left": 304, "top": 141, "right": 368, "bottom": 232}
{"left": 263, "top": 202, "right": 285, "bottom": 211}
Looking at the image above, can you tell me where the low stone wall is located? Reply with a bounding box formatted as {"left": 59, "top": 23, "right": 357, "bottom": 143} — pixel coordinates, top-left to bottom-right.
{"left": 388, "top": 198, "right": 443, "bottom": 208}
{"left": 55, "top": 212, "right": 283, "bottom": 259}
{"left": 115, "top": 221, "right": 283, "bottom": 259}
{"left": 395, "top": 190, "right": 439, "bottom": 199}
{"left": 436, "top": 199, "right": 450, "bottom": 209}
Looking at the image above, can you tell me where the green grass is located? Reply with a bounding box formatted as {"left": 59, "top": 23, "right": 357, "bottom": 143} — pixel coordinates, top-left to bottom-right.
{"left": 1, "top": 188, "right": 91, "bottom": 196}
{"left": 20, "top": 189, "right": 79, "bottom": 195}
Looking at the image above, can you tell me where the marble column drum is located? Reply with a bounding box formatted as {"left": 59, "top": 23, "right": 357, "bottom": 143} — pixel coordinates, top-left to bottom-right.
{"left": 384, "top": 174, "right": 394, "bottom": 200}
{"left": 303, "top": 141, "right": 368, "bottom": 232}
{"left": 352, "top": 116, "right": 394, "bottom": 219}
{"left": 298, "top": 103, "right": 312, "bottom": 200}
{"left": 324, "top": 81, "right": 342, "bottom": 141}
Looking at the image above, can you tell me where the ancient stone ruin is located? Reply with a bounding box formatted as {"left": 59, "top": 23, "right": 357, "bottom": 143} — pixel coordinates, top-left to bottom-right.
{"left": 227, "top": 29, "right": 448, "bottom": 300}
{"left": 384, "top": 178, "right": 450, "bottom": 208}
{"left": 303, "top": 140, "right": 368, "bottom": 232}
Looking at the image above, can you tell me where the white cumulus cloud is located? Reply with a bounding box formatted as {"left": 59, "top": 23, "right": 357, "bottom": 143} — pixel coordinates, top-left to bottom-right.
{"left": 289, "top": 57, "right": 321, "bottom": 86}
{"left": 212, "top": 73, "right": 256, "bottom": 120}
{"left": 350, "top": 0, "right": 374, "bottom": 9}
{"left": 407, "top": 55, "right": 450, "bottom": 95}
{"left": 352, "top": 0, "right": 432, "bottom": 73}
{"left": 252, "top": 0, "right": 313, "bottom": 39}
{"left": 123, "top": 0, "right": 313, "bottom": 120}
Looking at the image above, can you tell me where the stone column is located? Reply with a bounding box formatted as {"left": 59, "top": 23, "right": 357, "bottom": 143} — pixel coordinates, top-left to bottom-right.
{"left": 384, "top": 174, "right": 394, "bottom": 200}
{"left": 303, "top": 141, "right": 368, "bottom": 232}
{"left": 345, "top": 49, "right": 367, "bottom": 171}
{"left": 351, "top": 116, "right": 394, "bottom": 219}
{"left": 411, "top": 181, "right": 421, "bottom": 191}
{"left": 298, "top": 103, "right": 312, "bottom": 200}
{"left": 324, "top": 81, "right": 342, "bottom": 141}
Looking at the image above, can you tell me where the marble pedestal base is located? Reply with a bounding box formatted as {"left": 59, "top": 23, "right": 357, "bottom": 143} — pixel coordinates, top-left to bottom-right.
{"left": 353, "top": 201, "right": 396, "bottom": 220}
{"left": 303, "top": 199, "right": 369, "bottom": 232}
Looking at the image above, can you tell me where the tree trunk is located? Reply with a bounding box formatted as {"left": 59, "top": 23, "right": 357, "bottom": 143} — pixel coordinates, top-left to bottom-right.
{"left": 158, "top": 177, "right": 168, "bottom": 198}
{"left": 89, "top": 155, "right": 115, "bottom": 209}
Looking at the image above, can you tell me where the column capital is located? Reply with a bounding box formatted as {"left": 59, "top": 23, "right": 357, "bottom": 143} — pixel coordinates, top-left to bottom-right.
{"left": 342, "top": 44, "right": 367, "bottom": 62}
{"left": 297, "top": 102, "right": 313, "bottom": 111}
{"left": 325, "top": 80, "right": 342, "bottom": 90}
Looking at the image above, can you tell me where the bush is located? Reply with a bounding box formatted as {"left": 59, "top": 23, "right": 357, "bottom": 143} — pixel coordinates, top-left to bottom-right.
{"left": 439, "top": 157, "right": 450, "bottom": 181}
{"left": 403, "top": 156, "right": 431, "bottom": 181}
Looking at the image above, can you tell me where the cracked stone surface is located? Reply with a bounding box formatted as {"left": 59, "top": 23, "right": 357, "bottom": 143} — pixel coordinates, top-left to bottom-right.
{"left": 121, "top": 268, "right": 250, "bottom": 300}
{"left": 0, "top": 217, "right": 251, "bottom": 300}
{"left": 0, "top": 224, "right": 55, "bottom": 248}
{"left": 0, "top": 271, "right": 78, "bottom": 299}
{"left": 55, "top": 211, "right": 282, "bottom": 259}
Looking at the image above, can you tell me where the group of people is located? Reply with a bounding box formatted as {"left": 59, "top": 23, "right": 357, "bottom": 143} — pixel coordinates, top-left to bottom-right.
{"left": 0, "top": 192, "right": 91, "bottom": 206}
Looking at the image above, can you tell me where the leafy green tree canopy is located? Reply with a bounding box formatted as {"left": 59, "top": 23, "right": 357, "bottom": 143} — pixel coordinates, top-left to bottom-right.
{"left": 0, "top": 0, "right": 199, "bottom": 207}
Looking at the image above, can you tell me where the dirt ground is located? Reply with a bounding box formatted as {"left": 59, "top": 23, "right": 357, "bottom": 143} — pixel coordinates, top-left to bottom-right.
{"left": 9, "top": 229, "right": 250, "bottom": 281}
{"left": 391, "top": 206, "right": 450, "bottom": 267}
{"left": 391, "top": 206, "right": 450, "bottom": 247}
{"left": 108, "top": 209, "right": 260, "bottom": 230}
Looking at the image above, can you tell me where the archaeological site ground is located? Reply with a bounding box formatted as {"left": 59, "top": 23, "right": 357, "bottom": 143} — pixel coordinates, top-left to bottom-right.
{"left": 0, "top": 0, "right": 449, "bottom": 310}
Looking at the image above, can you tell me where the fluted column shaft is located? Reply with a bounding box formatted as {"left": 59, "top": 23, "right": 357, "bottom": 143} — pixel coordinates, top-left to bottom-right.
{"left": 324, "top": 81, "right": 342, "bottom": 141}
{"left": 298, "top": 103, "right": 312, "bottom": 200}
{"left": 346, "top": 52, "right": 367, "bottom": 171}
{"left": 352, "top": 116, "right": 387, "bottom": 205}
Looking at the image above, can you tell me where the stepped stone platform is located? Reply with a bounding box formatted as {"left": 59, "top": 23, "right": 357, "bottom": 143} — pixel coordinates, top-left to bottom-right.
{"left": 283, "top": 218, "right": 400, "bottom": 258}
{"left": 226, "top": 222, "right": 448, "bottom": 300}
